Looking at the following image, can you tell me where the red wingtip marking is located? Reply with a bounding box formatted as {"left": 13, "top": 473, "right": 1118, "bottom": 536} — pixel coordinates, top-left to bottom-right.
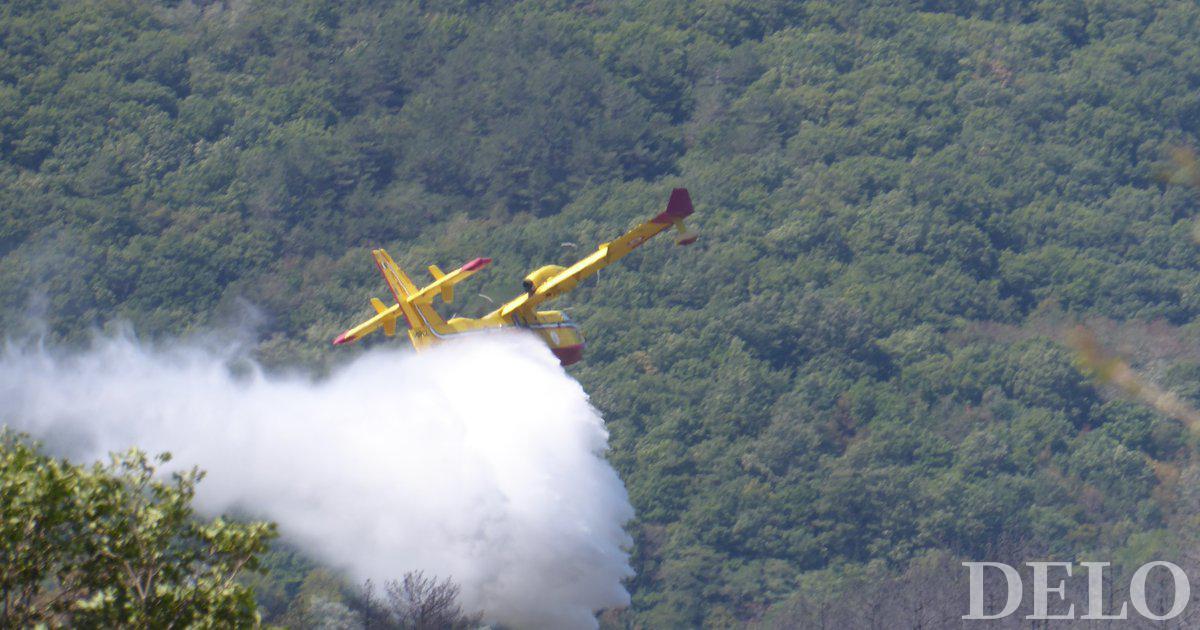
{"left": 652, "top": 188, "right": 694, "bottom": 224}
{"left": 460, "top": 257, "right": 492, "bottom": 272}
{"left": 332, "top": 332, "right": 353, "bottom": 346}
{"left": 678, "top": 235, "right": 698, "bottom": 246}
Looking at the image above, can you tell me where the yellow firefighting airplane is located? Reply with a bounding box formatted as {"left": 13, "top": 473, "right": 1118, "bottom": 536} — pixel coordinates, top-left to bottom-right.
{"left": 332, "top": 188, "right": 697, "bottom": 365}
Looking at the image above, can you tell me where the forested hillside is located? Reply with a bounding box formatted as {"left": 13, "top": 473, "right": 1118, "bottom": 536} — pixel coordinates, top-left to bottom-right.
{"left": 5, "top": 0, "right": 1200, "bottom": 625}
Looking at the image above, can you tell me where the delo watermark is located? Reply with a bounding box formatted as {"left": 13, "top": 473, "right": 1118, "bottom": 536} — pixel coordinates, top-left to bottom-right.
{"left": 963, "top": 561, "right": 1189, "bottom": 621}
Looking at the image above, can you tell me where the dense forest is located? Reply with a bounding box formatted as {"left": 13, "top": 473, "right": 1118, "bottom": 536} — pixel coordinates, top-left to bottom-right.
{"left": 6, "top": 0, "right": 1200, "bottom": 625}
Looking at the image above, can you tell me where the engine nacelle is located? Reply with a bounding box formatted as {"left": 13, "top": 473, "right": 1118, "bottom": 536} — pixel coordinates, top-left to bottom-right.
{"left": 522, "top": 265, "right": 566, "bottom": 293}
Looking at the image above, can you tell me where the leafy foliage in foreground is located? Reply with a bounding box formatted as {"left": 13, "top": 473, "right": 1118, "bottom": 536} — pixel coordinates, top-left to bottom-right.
{"left": 0, "top": 430, "right": 275, "bottom": 628}
{"left": 5, "top": 0, "right": 1200, "bottom": 625}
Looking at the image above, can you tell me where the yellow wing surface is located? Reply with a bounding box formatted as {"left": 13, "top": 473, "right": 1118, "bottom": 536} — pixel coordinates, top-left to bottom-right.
{"left": 333, "top": 250, "right": 492, "bottom": 345}
{"left": 330, "top": 298, "right": 399, "bottom": 345}
{"left": 491, "top": 187, "right": 696, "bottom": 320}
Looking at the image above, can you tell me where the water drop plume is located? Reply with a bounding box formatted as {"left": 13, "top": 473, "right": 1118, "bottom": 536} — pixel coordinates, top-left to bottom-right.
{"left": 0, "top": 330, "right": 634, "bottom": 628}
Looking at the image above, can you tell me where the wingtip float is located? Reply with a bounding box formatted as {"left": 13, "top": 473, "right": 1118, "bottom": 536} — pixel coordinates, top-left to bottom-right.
{"left": 333, "top": 188, "right": 697, "bottom": 365}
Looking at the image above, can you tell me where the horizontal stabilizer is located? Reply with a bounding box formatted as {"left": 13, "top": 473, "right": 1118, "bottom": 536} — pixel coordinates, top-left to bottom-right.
{"left": 673, "top": 220, "right": 698, "bottom": 246}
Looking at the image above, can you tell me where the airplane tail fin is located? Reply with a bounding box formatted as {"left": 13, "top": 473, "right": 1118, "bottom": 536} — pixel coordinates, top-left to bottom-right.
{"left": 654, "top": 188, "right": 698, "bottom": 245}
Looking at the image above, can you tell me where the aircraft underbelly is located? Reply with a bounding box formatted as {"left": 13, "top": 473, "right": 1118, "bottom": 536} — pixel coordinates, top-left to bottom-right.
{"left": 527, "top": 319, "right": 585, "bottom": 366}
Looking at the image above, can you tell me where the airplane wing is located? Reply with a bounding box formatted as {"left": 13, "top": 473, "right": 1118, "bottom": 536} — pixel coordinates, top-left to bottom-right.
{"left": 333, "top": 298, "right": 402, "bottom": 345}
{"left": 411, "top": 257, "right": 492, "bottom": 304}
{"left": 334, "top": 252, "right": 492, "bottom": 345}
{"left": 333, "top": 249, "right": 419, "bottom": 345}
{"left": 493, "top": 188, "right": 695, "bottom": 319}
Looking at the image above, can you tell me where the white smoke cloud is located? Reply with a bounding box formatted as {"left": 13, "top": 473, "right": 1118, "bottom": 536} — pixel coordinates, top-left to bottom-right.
{"left": 0, "top": 330, "right": 634, "bottom": 629}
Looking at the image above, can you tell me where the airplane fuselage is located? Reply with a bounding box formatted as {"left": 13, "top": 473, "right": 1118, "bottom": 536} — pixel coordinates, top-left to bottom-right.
{"left": 411, "top": 308, "right": 585, "bottom": 365}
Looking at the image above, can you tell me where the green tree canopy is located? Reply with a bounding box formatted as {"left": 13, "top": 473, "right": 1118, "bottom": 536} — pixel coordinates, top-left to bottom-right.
{"left": 0, "top": 431, "right": 276, "bottom": 628}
